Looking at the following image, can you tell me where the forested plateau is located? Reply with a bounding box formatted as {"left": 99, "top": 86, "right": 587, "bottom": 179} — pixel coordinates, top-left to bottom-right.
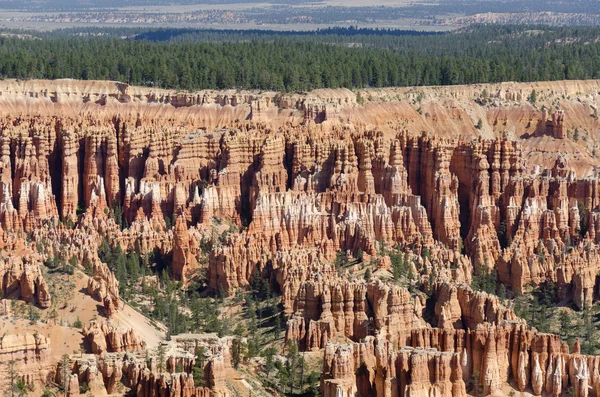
{"left": 2, "top": 26, "right": 600, "bottom": 91}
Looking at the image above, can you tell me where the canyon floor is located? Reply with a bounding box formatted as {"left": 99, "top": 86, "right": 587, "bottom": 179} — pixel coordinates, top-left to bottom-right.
{"left": 2, "top": 78, "right": 600, "bottom": 396}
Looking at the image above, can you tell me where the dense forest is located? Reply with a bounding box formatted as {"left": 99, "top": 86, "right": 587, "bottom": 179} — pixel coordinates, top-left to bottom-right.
{"left": 1, "top": 25, "right": 600, "bottom": 91}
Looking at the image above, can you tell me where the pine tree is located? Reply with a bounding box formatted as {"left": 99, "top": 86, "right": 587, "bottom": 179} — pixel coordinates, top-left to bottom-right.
{"left": 273, "top": 314, "right": 281, "bottom": 342}
{"left": 356, "top": 248, "right": 364, "bottom": 262}
{"left": 558, "top": 310, "right": 574, "bottom": 347}
{"left": 529, "top": 89, "right": 537, "bottom": 105}
{"left": 364, "top": 268, "right": 372, "bottom": 282}
{"left": 61, "top": 354, "right": 70, "bottom": 397}
{"left": 192, "top": 346, "right": 206, "bottom": 386}
{"left": 471, "top": 371, "right": 484, "bottom": 397}
{"left": 156, "top": 343, "right": 166, "bottom": 373}
{"left": 579, "top": 304, "right": 600, "bottom": 355}
{"left": 263, "top": 346, "right": 277, "bottom": 377}
{"left": 231, "top": 337, "right": 243, "bottom": 369}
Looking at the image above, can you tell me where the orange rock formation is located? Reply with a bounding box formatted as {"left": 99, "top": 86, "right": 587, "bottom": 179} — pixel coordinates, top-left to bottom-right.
{"left": 2, "top": 79, "right": 600, "bottom": 396}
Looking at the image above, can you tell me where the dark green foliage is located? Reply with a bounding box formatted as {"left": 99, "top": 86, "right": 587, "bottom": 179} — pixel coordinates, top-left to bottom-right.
{"left": 79, "top": 382, "right": 89, "bottom": 394}
{"left": 537, "top": 241, "right": 546, "bottom": 264}
{"left": 76, "top": 203, "right": 86, "bottom": 216}
{"left": 471, "top": 267, "right": 497, "bottom": 295}
{"left": 28, "top": 303, "right": 40, "bottom": 323}
{"left": 98, "top": 239, "right": 222, "bottom": 338}
{"left": 164, "top": 215, "right": 174, "bottom": 231}
{"left": 199, "top": 236, "right": 213, "bottom": 255}
{"left": 3, "top": 25, "right": 600, "bottom": 91}
{"left": 15, "top": 377, "right": 28, "bottom": 396}
{"left": 356, "top": 92, "right": 364, "bottom": 105}
{"left": 156, "top": 343, "right": 166, "bottom": 373}
{"left": 498, "top": 220, "right": 508, "bottom": 248}
{"left": 273, "top": 311, "right": 282, "bottom": 341}
{"left": 514, "top": 282, "right": 557, "bottom": 333}
{"left": 109, "top": 200, "right": 125, "bottom": 230}
{"left": 231, "top": 337, "right": 243, "bottom": 369}
{"left": 392, "top": 250, "right": 416, "bottom": 284}
{"left": 189, "top": 294, "right": 224, "bottom": 334}
{"left": 279, "top": 340, "right": 303, "bottom": 394}
{"left": 529, "top": 89, "right": 537, "bottom": 104}
{"left": 390, "top": 252, "right": 408, "bottom": 281}
{"left": 72, "top": 317, "right": 83, "bottom": 329}
{"left": 262, "top": 346, "right": 277, "bottom": 376}
{"left": 364, "top": 268, "right": 372, "bottom": 282}
{"left": 470, "top": 371, "right": 484, "bottom": 397}
{"left": 44, "top": 254, "right": 74, "bottom": 275}
{"left": 579, "top": 304, "right": 600, "bottom": 355}
{"left": 422, "top": 247, "right": 431, "bottom": 261}
{"left": 98, "top": 239, "right": 143, "bottom": 298}
{"left": 497, "top": 284, "right": 506, "bottom": 300}
{"left": 356, "top": 248, "right": 363, "bottom": 263}
{"left": 83, "top": 259, "right": 93, "bottom": 276}
{"left": 193, "top": 346, "right": 207, "bottom": 387}
{"left": 558, "top": 310, "right": 575, "bottom": 348}
{"left": 249, "top": 270, "right": 271, "bottom": 300}
{"left": 334, "top": 251, "right": 346, "bottom": 269}
{"left": 537, "top": 281, "right": 557, "bottom": 307}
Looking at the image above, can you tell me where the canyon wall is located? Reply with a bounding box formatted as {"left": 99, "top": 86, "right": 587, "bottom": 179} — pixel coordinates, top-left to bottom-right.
{"left": 1, "top": 79, "right": 600, "bottom": 396}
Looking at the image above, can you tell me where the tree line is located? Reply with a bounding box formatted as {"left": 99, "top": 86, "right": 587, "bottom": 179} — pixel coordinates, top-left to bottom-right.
{"left": 0, "top": 25, "right": 599, "bottom": 91}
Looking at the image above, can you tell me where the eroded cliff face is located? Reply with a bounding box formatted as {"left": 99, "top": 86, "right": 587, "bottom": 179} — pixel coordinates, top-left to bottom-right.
{"left": 0, "top": 333, "right": 52, "bottom": 390}
{"left": 321, "top": 322, "right": 600, "bottom": 397}
{"left": 4, "top": 79, "right": 600, "bottom": 396}
{"left": 60, "top": 334, "right": 232, "bottom": 397}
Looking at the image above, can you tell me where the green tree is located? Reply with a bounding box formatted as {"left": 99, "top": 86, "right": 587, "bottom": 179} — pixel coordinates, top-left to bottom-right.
{"left": 390, "top": 252, "right": 408, "bottom": 282}
{"left": 15, "top": 378, "right": 28, "bottom": 397}
{"left": 273, "top": 311, "right": 281, "bottom": 342}
{"left": 579, "top": 304, "right": 600, "bottom": 355}
{"left": 529, "top": 89, "right": 537, "bottom": 105}
{"left": 471, "top": 267, "right": 497, "bottom": 295}
{"left": 471, "top": 371, "right": 484, "bottom": 397}
{"left": 334, "top": 251, "right": 345, "bottom": 270}
{"left": 156, "top": 343, "right": 166, "bottom": 373}
{"left": 558, "top": 310, "right": 575, "bottom": 347}
{"left": 193, "top": 346, "right": 207, "bottom": 387}
{"left": 231, "top": 337, "right": 243, "bottom": 369}
{"left": 356, "top": 248, "right": 364, "bottom": 262}
{"left": 60, "top": 354, "right": 70, "bottom": 397}
{"left": 72, "top": 317, "right": 83, "bottom": 329}
{"left": 28, "top": 304, "right": 40, "bottom": 324}
{"left": 364, "top": 268, "right": 372, "bottom": 282}
{"left": 262, "top": 346, "right": 277, "bottom": 377}
{"left": 498, "top": 284, "right": 506, "bottom": 301}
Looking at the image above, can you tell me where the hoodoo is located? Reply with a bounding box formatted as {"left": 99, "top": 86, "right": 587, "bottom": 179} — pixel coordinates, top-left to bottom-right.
{"left": 2, "top": 78, "right": 600, "bottom": 396}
